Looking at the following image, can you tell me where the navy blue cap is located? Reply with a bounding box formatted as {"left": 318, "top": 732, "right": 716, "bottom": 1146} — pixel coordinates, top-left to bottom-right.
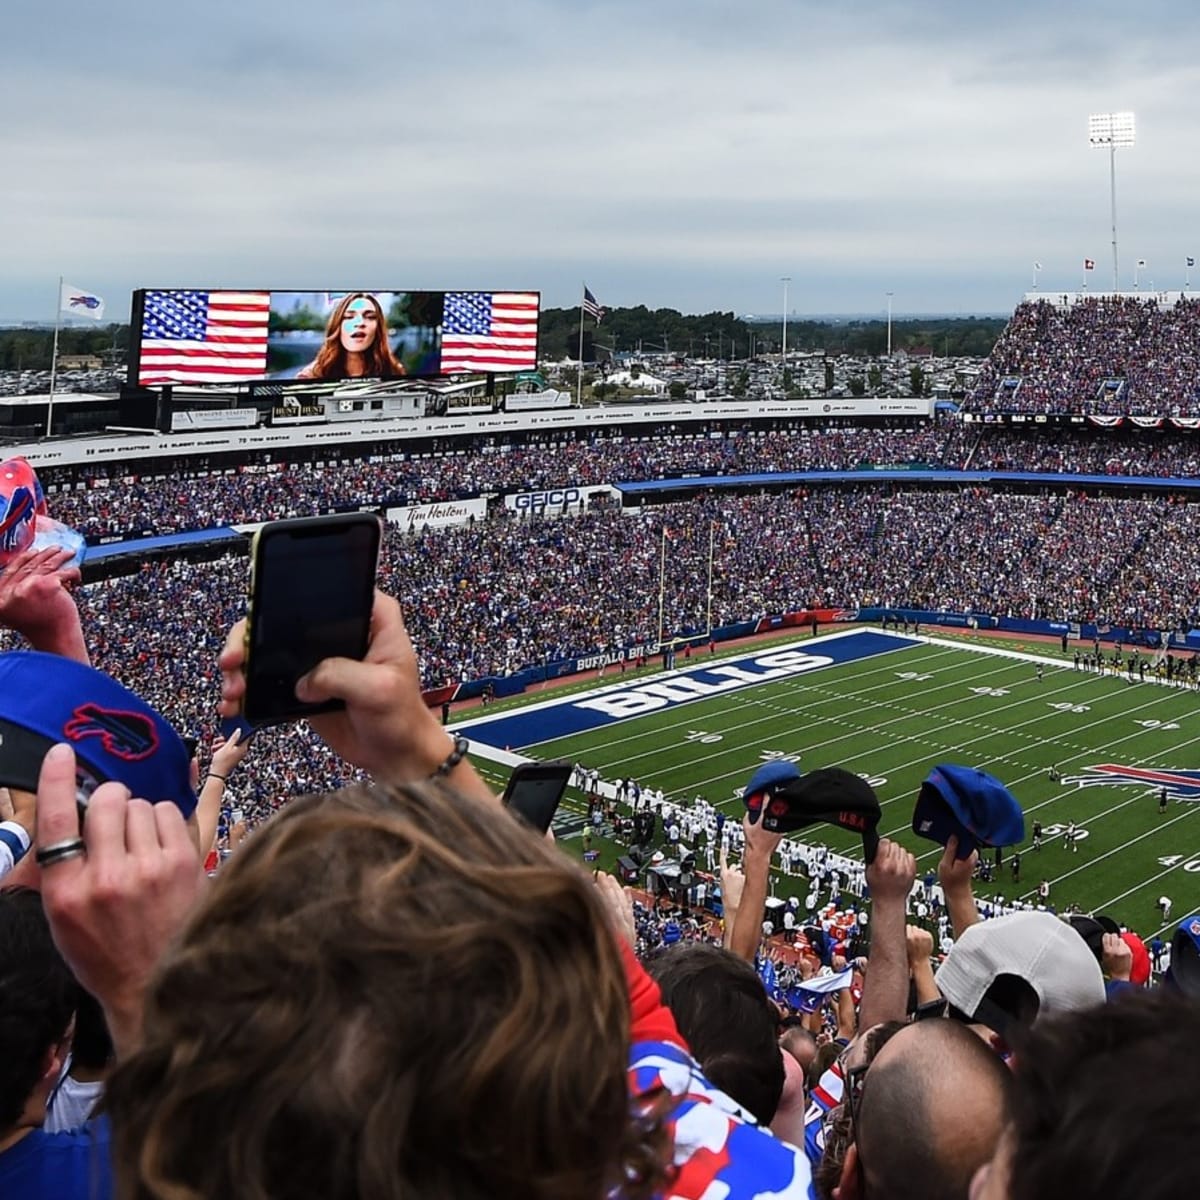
{"left": 912, "top": 764, "right": 1025, "bottom": 859}
{"left": 1167, "top": 913, "right": 1200, "bottom": 998}
{"left": 0, "top": 651, "right": 197, "bottom": 816}
{"left": 744, "top": 764, "right": 880, "bottom": 864}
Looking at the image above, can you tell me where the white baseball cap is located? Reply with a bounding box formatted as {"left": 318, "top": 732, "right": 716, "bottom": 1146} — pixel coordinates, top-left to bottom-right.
{"left": 936, "top": 911, "right": 1106, "bottom": 1033}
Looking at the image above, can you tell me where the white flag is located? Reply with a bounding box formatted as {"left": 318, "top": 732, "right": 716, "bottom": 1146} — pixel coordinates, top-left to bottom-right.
{"left": 60, "top": 282, "right": 105, "bottom": 321}
{"left": 1034, "top": 261, "right": 1043, "bottom": 271}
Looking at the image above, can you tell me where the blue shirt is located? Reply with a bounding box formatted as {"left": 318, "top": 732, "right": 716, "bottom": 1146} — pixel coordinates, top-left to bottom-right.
{"left": 0, "top": 1119, "right": 113, "bottom": 1200}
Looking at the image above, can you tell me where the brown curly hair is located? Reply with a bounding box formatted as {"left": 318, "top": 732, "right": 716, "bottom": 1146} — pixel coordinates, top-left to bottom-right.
{"left": 104, "top": 781, "right": 671, "bottom": 1200}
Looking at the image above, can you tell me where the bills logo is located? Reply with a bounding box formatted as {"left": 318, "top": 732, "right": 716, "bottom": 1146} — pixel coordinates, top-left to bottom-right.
{"left": 64, "top": 704, "right": 159, "bottom": 761}
{"left": 1061, "top": 764, "right": 1200, "bottom": 802}
{"left": 0, "top": 486, "right": 36, "bottom": 553}
{"left": 69, "top": 294, "right": 101, "bottom": 310}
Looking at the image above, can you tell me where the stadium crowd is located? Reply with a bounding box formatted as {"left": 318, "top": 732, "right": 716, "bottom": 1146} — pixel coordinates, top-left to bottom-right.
{"left": 11, "top": 284, "right": 1200, "bottom": 1200}
{"left": 2, "top": 539, "right": 1196, "bottom": 1200}
{"left": 0, "top": 480, "right": 1189, "bottom": 831}
{"left": 40, "top": 420, "right": 1200, "bottom": 542}
{"left": 968, "top": 296, "right": 1200, "bottom": 416}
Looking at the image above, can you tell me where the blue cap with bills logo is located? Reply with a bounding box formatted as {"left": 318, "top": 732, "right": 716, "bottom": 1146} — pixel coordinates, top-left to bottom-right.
{"left": 1167, "top": 914, "right": 1200, "bottom": 998}
{"left": 0, "top": 651, "right": 196, "bottom": 815}
{"left": 912, "top": 764, "right": 1025, "bottom": 859}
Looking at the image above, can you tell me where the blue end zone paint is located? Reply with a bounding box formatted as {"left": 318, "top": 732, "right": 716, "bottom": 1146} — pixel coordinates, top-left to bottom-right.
{"left": 459, "top": 629, "right": 919, "bottom": 751}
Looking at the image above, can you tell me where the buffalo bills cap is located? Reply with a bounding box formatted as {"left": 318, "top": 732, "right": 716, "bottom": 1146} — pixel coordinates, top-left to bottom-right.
{"left": 1167, "top": 914, "right": 1200, "bottom": 998}
{"left": 0, "top": 651, "right": 196, "bottom": 816}
{"left": 0, "top": 457, "right": 84, "bottom": 572}
{"left": 744, "top": 764, "right": 880, "bottom": 864}
{"left": 912, "top": 764, "right": 1025, "bottom": 859}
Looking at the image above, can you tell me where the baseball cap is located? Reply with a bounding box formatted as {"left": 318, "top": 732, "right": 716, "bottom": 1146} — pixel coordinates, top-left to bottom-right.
{"left": 1120, "top": 931, "right": 1151, "bottom": 987}
{"left": 1166, "top": 914, "right": 1200, "bottom": 998}
{"left": 1064, "top": 914, "right": 1107, "bottom": 963}
{"left": 743, "top": 764, "right": 880, "bottom": 863}
{"left": 0, "top": 457, "right": 84, "bottom": 572}
{"left": 912, "top": 764, "right": 1025, "bottom": 859}
{"left": 936, "top": 911, "right": 1106, "bottom": 1036}
{"left": 0, "top": 650, "right": 196, "bottom": 816}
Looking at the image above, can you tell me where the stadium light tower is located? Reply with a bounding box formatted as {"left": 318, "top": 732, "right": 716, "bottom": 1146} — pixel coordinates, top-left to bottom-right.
{"left": 1088, "top": 111, "right": 1135, "bottom": 292}
{"left": 780, "top": 276, "right": 791, "bottom": 388}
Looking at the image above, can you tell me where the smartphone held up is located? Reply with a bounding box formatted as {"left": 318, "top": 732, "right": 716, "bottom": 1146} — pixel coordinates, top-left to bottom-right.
{"left": 241, "top": 513, "right": 381, "bottom": 727}
{"left": 502, "top": 760, "right": 574, "bottom": 834}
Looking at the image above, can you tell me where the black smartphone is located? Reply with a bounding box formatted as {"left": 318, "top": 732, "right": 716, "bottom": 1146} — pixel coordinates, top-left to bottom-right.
{"left": 242, "top": 513, "right": 381, "bottom": 726}
{"left": 218, "top": 715, "right": 259, "bottom": 747}
{"left": 503, "top": 761, "right": 574, "bottom": 834}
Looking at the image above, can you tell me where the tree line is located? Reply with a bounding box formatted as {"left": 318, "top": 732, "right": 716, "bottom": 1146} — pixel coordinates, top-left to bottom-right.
{"left": 538, "top": 306, "right": 1007, "bottom": 360}
{"left": 0, "top": 307, "right": 1007, "bottom": 373}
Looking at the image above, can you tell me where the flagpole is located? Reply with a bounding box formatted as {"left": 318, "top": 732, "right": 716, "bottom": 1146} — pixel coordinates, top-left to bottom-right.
{"left": 1033, "top": 262, "right": 1040, "bottom": 290}
{"left": 1187, "top": 259, "right": 1193, "bottom": 291}
{"left": 46, "top": 275, "right": 62, "bottom": 437}
{"left": 657, "top": 525, "right": 668, "bottom": 648}
{"left": 576, "top": 286, "right": 586, "bottom": 407}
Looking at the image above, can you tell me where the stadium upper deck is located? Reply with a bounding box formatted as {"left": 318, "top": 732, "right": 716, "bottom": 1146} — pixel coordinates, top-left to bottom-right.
{"left": 967, "top": 293, "right": 1200, "bottom": 417}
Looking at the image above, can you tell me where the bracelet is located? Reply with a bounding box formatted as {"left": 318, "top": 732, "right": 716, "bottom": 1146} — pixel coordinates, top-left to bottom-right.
{"left": 206, "top": 773, "right": 227, "bottom": 783}
{"left": 431, "top": 735, "right": 470, "bottom": 778}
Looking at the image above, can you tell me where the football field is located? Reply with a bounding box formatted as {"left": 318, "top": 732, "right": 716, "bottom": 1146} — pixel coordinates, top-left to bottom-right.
{"left": 461, "top": 629, "right": 1200, "bottom": 939}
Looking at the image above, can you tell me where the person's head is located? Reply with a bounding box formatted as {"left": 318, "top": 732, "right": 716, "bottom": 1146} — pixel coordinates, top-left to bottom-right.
{"left": 105, "top": 781, "right": 668, "bottom": 1200}
{"left": 0, "top": 888, "right": 78, "bottom": 1136}
{"left": 970, "top": 991, "right": 1200, "bottom": 1200}
{"left": 644, "top": 941, "right": 784, "bottom": 1124}
{"left": 780, "top": 1023, "right": 818, "bottom": 1075}
{"left": 307, "top": 293, "right": 404, "bottom": 379}
{"left": 838, "top": 1018, "right": 1013, "bottom": 1200}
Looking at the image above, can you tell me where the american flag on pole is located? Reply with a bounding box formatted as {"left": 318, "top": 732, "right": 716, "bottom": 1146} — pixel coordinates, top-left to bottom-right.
{"left": 439, "top": 291, "right": 539, "bottom": 374}
{"left": 137, "top": 290, "right": 271, "bottom": 386}
{"left": 582, "top": 285, "right": 605, "bottom": 322}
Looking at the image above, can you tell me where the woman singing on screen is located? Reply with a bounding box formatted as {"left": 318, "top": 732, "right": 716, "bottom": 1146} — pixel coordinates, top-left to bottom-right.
{"left": 296, "top": 292, "right": 406, "bottom": 380}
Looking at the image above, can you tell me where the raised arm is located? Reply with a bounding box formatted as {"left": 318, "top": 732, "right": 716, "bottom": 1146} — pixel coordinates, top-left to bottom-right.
{"left": 219, "top": 590, "right": 497, "bottom": 805}
{"left": 938, "top": 835, "right": 982, "bottom": 938}
{"left": 729, "top": 813, "right": 782, "bottom": 962}
{"left": 856, "top": 838, "right": 917, "bottom": 1029}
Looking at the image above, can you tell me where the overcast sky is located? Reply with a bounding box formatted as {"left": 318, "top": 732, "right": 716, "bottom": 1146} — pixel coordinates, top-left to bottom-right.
{"left": 2, "top": 0, "right": 1197, "bottom": 323}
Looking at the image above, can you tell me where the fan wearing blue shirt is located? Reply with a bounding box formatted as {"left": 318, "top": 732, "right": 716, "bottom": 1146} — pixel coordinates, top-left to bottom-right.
{"left": 0, "top": 890, "right": 112, "bottom": 1200}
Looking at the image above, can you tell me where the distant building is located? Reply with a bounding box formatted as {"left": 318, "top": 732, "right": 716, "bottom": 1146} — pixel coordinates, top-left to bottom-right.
{"left": 57, "top": 354, "right": 104, "bottom": 370}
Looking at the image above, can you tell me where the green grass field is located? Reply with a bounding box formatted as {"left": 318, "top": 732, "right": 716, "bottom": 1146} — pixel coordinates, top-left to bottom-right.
{"left": 481, "top": 632, "right": 1200, "bottom": 941}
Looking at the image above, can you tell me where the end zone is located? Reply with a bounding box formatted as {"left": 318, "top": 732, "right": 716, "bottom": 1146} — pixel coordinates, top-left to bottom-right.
{"left": 457, "top": 627, "right": 920, "bottom": 756}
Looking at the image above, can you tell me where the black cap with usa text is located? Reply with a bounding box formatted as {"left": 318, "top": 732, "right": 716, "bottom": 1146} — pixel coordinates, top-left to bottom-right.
{"left": 743, "top": 763, "right": 881, "bottom": 864}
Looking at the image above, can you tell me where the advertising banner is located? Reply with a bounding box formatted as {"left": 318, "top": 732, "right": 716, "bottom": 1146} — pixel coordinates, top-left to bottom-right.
{"left": 385, "top": 498, "right": 486, "bottom": 530}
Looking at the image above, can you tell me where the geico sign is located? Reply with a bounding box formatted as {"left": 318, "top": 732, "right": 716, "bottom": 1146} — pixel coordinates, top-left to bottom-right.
{"left": 513, "top": 488, "right": 582, "bottom": 509}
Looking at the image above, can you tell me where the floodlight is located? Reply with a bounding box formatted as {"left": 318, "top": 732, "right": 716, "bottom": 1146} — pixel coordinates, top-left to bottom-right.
{"left": 1087, "top": 112, "right": 1136, "bottom": 290}
{"left": 1088, "top": 111, "right": 1136, "bottom": 148}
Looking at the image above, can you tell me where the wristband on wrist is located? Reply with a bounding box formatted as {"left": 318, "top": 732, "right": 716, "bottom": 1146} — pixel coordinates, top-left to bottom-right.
{"left": 431, "top": 735, "right": 470, "bottom": 778}
{"left": 206, "top": 773, "right": 227, "bottom": 784}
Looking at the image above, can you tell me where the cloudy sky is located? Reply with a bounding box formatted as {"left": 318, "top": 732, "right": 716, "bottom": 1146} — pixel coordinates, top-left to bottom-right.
{"left": 2, "top": 0, "right": 1197, "bottom": 323}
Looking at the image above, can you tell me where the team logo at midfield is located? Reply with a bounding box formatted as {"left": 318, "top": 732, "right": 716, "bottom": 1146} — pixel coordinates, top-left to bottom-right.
{"left": 1062, "top": 764, "right": 1200, "bottom": 801}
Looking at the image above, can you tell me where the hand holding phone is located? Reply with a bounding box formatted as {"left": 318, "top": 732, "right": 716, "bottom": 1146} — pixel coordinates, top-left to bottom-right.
{"left": 222, "top": 591, "right": 492, "bottom": 797}
{"left": 242, "top": 514, "right": 381, "bottom": 726}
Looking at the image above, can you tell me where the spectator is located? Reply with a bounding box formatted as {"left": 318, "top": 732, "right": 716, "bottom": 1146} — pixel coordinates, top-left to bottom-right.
{"left": 0, "top": 889, "right": 110, "bottom": 1200}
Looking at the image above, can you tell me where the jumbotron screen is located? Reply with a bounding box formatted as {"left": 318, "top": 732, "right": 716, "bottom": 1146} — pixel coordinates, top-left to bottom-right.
{"left": 129, "top": 289, "right": 540, "bottom": 387}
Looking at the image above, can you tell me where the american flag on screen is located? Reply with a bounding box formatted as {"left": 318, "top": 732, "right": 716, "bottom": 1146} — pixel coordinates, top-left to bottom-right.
{"left": 138, "top": 290, "right": 271, "bottom": 386}
{"left": 440, "top": 291, "right": 538, "bottom": 374}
